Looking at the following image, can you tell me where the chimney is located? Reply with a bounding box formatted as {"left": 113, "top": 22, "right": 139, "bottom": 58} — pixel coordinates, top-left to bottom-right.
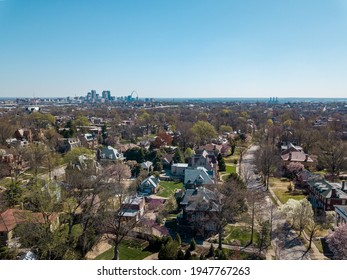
{"left": 342, "top": 181, "right": 347, "bottom": 192}
{"left": 331, "top": 188, "right": 337, "bottom": 198}
{"left": 305, "top": 154, "right": 308, "bottom": 162}
{"left": 288, "top": 152, "right": 292, "bottom": 161}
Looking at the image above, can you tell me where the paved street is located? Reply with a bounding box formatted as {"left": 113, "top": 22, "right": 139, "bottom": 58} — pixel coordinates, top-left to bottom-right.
{"left": 240, "top": 145, "right": 311, "bottom": 260}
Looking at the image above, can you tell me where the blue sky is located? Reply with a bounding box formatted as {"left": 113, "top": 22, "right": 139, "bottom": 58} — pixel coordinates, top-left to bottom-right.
{"left": 1, "top": 0, "right": 347, "bottom": 98}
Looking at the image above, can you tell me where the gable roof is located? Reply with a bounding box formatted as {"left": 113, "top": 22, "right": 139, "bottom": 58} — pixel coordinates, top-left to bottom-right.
{"left": 141, "top": 161, "right": 153, "bottom": 169}
{"left": 184, "top": 167, "right": 214, "bottom": 185}
{"left": 0, "top": 209, "right": 45, "bottom": 232}
{"left": 140, "top": 175, "right": 160, "bottom": 189}
{"left": 281, "top": 151, "right": 314, "bottom": 163}
{"left": 180, "top": 187, "right": 219, "bottom": 212}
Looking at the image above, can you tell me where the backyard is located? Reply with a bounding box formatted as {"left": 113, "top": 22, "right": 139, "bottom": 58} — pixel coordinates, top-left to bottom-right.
{"left": 157, "top": 181, "right": 183, "bottom": 198}
{"left": 95, "top": 238, "right": 152, "bottom": 260}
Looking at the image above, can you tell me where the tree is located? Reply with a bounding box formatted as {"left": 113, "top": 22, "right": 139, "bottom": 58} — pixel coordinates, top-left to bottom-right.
{"left": 280, "top": 199, "right": 313, "bottom": 237}
{"left": 158, "top": 238, "right": 178, "bottom": 260}
{"left": 247, "top": 188, "right": 266, "bottom": 245}
{"left": 124, "top": 147, "right": 147, "bottom": 163}
{"left": 255, "top": 144, "right": 280, "bottom": 190}
{"left": 63, "top": 147, "right": 94, "bottom": 164}
{"left": 214, "top": 175, "right": 247, "bottom": 249}
{"left": 318, "top": 139, "right": 347, "bottom": 181}
{"left": 23, "top": 142, "right": 51, "bottom": 177}
{"left": 258, "top": 220, "right": 271, "bottom": 255}
{"left": 189, "top": 238, "right": 197, "bottom": 251}
{"left": 174, "top": 233, "right": 182, "bottom": 246}
{"left": 173, "top": 148, "right": 184, "bottom": 163}
{"left": 0, "top": 121, "right": 15, "bottom": 146}
{"left": 191, "top": 121, "right": 217, "bottom": 145}
{"left": 218, "top": 158, "right": 226, "bottom": 172}
{"left": 4, "top": 181, "right": 23, "bottom": 208}
{"left": 184, "top": 147, "right": 194, "bottom": 161}
{"left": 326, "top": 224, "right": 347, "bottom": 259}
{"left": 206, "top": 243, "right": 215, "bottom": 258}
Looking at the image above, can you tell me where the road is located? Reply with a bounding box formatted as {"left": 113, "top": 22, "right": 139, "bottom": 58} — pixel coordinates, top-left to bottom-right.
{"left": 240, "top": 145, "right": 311, "bottom": 260}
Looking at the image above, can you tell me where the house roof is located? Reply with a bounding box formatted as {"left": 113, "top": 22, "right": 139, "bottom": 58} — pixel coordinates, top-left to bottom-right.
{"left": 335, "top": 205, "right": 347, "bottom": 219}
{"left": 101, "top": 146, "right": 123, "bottom": 159}
{"left": 309, "top": 180, "right": 347, "bottom": 199}
{"left": 184, "top": 167, "right": 214, "bottom": 185}
{"left": 172, "top": 163, "right": 188, "bottom": 168}
{"left": 0, "top": 209, "right": 45, "bottom": 232}
{"left": 181, "top": 187, "right": 219, "bottom": 212}
{"left": 141, "top": 161, "right": 153, "bottom": 169}
{"left": 162, "top": 154, "right": 174, "bottom": 164}
{"left": 140, "top": 176, "right": 160, "bottom": 190}
{"left": 122, "top": 196, "right": 144, "bottom": 206}
{"left": 281, "top": 151, "right": 314, "bottom": 163}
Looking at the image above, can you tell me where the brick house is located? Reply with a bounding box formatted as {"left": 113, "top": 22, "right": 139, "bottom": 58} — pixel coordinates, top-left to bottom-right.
{"left": 0, "top": 209, "right": 59, "bottom": 245}
{"left": 179, "top": 187, "right": 219, "bottom": 237}
{"left": 308, "top": 180, "right": 347, "bottom": 211}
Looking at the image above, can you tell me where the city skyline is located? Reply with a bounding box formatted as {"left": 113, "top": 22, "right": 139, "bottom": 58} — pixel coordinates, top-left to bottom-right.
{"left": 1, "top": 0, "right": 347, "bottom": 98}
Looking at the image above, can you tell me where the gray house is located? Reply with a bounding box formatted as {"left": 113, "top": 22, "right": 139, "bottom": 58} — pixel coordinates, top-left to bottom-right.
{"left": 98, "top": 146, "right": 124, "bottom": 160}
{"left": 138, "top": 175, "right": 160, "bottom": 195}
{"left": 184, "top": 167, "right": 215, "bottom": 188}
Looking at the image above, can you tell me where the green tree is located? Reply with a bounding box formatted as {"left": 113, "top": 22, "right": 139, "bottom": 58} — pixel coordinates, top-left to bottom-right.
{"left": 174, "top": 233, "right": 182, "bottom": 246}
{"left": 158, "top": 238, "right": 178, "bottom": 260}
{"left": 189, "top": 238, "right": 197, "bottom": 251}
{"left": 173, "top": 148, "right": 184, "bottom": 163}
{"left": 63, "top": 147, "right": 94, "bottom": 164}
{"left": 4, "top": 181, "right": 23, "bottom": 208}
{"left": 191, "top": 121, "right": 217, "bottom": 145}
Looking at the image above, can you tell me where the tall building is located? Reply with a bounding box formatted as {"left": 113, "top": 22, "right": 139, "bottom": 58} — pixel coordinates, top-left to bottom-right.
{"left": 102, "top": 90, "right": 111, "bottom": 101}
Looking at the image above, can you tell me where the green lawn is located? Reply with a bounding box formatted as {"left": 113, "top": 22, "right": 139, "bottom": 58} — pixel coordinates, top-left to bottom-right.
{"left": 225, "top": 165, "right": 236, "bottom": 174}
{"left": 157, "top": 181, "right": 183, "bottom": 198}
{"left": 223, "top": 225, "right": 259, "bottom": 246}
{"left": 95, "top": 240, "right": 152, "bottom": 260}
{"left": 272, "top": 189, "right": 306, "bottom": 204}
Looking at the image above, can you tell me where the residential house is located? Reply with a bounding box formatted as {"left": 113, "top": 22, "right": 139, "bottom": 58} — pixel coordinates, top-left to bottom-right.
{"left": 14, "top": 128, "right": 32, "bottom": 142}
{"left": 137, "top": 175, "right": 160, "bottom": 195}
{"left": 281, "top": 143, "right": 314, "bottom": 169}
{"left": 120, "top": 196, "right": 145, "bottom": 222}
{"left": 171, "top": 163, "right": 188, "bottom": 178}
{"left": 179, "top": 186, "right": 219, "bottom": 237}
{"left": 140, "top": 161, "right": 153, "bottom": 172}
{"left": 162, "top": 154, "right": 174, "bottom": 169}
{"left": 295, "top": 169, "right": 321, "bottom": 188}
{"left": 57, "top": 137, "right": 81, "bottom": 153}
{"left": 308, "top": 180, "right": 347, "bottom": 211}
{"left": 198, "top": 144, "right": 222, "bottom": 156}
{"left": 116, "top": 143, "right": 139, "bottom": 154}
{"left": 97, "top": 146, "right": 124, "bottom": 161}
{"left": 184, "top": 167, "right": 215, "bottom": 188}
{"left": 0, "top": 209, "right": 59, "bottom": 245}
{"left": 334, "top": 205, "right": 347, "bottom": 226}
{"left": 79, "top": 133, "right": 98, "bottom": 149}
{"left": 188, "top": 150, "right": 217, "bottom": 172}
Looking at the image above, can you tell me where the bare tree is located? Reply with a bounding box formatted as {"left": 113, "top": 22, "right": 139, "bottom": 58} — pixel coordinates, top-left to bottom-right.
{"left": 255, "top": 144, "right": 280, "bottom": 191}
{"left": 318, "top": 138, "right": 346, "bottom": 181}
{"left": 214, "top": 175, "right": 247, "bottom": 250}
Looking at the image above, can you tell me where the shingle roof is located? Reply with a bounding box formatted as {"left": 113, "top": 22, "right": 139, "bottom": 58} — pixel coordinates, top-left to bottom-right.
{"left": 0, "top": 209, "right": 45, "bottom": 232}
{"left": 184, "top": 167, "right": 214, "bottom": 185}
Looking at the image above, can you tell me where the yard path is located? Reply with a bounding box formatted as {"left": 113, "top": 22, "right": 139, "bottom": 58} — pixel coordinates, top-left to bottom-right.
{"left": 85, "top": 235, "right": 112, "bottom": 260}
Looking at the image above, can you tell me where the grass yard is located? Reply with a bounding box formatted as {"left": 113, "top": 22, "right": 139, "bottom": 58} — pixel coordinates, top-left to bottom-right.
{"left": 157, "top": 181, "right": 183, "bottom": 198}
{"left": 222, "top": 225, "right": 259, "bottom": 247}
{"left": 95, "top": 239, "right": 152, "bottom": 260}
{"left": 225, "top": 164, "right": 236, "bottom": 174}
{"left": 272, "top": 189, "right": 306, "bottom": 204}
